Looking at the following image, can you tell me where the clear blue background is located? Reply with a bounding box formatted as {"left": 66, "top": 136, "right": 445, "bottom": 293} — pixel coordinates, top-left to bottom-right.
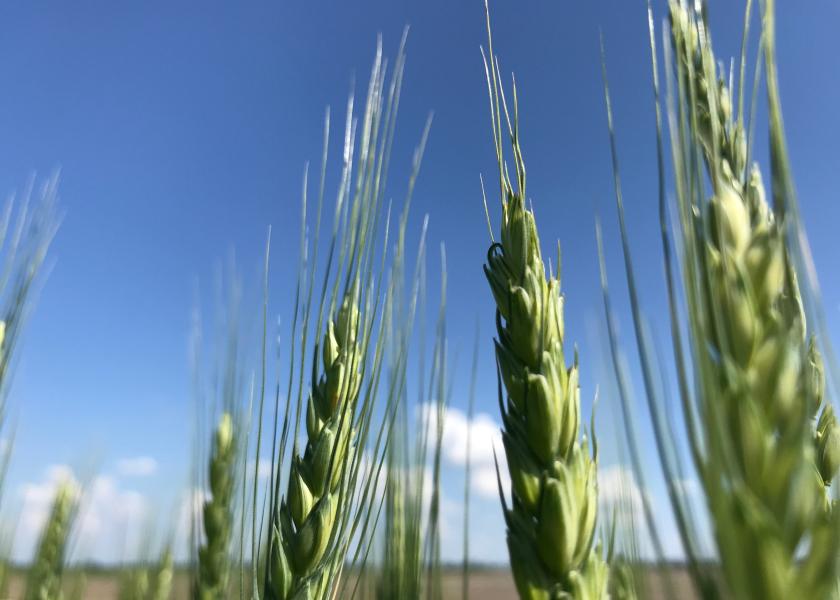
{"left": 0, "top": 0, "right": 838, "bottom": 563}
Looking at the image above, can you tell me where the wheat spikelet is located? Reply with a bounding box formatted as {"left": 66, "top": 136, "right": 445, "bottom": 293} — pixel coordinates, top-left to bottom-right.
{"left": 481, "top": 4, "right": 607, "bottom": 598}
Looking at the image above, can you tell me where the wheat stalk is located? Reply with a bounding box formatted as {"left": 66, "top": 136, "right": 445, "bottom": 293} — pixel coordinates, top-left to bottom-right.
{"left": 480, "top": 4, "right": 607, "bottom": 599}
{"left": 24, "top": 482, "right": 75, "bottom": 600}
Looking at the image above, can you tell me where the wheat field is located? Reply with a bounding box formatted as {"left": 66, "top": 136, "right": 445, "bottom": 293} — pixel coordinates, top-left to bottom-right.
{"left": 1, "top": 1, "right": 837, "bottom": 599}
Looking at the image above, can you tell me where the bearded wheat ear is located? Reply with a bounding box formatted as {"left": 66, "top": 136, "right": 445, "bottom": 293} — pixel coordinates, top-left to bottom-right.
{"left": 267, "top": 291, "right": 364, "bottom": 599}
{"left": 376, "top": 243, "right": 448, "bottom": 600}
{"left": 0, "top": 177, "right": 60, "bottom": 517}
{"left": 481, "top": 4, "right": 607, "bottom": 599}
{"left": 24, "top": 482, "right": 75, "bottom": 600}
{"left": 597, "top": 1, "right": 840, "bottom": 597}
{"left": 196, "top": 412, "right": 236, "bottom": 600}
{"left": 667, "top": 2, "right": 840, "bottom": 595}
{"left": 256, "top": 29, "right": 431, "bottom": 600}
{"left": 190, "top": 266, "right": 245, "bottom": 600}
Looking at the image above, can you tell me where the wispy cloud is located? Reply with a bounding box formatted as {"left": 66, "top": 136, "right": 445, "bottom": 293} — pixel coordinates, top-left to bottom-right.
{"left": 15, "top": 465, "right": 148, "bottom": 563}
{"left": 247, "top": 457, "right": 273, "bottom": 481}
{"left": 18, "top": 465, "right": 80, "bottom": 553}
{"left": 174, "top": 487, "right": 207, "bottom": 557}
{"left": 418, "top": 404, "right": 510, "bottom": 499}
{"left": 598, "top": 464, "right": 646, "bottom": 518}
{"left": 116, "top": 456, "right": 158, "bottom": 477}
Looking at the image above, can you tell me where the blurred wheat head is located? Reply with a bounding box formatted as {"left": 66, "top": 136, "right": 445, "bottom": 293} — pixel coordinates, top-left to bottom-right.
{"left": 666, "top": 1, "right": 840, "bottom": 596}
{"left": 25, "top": 481, "right": 76, "bottom": 600}
{"left": 600, "top": 0, "right": 840, "bottom": 598}
{"left": 375, "top": 240, "right": 449, "bottom": 600}
{"left": 196, "top": 411, "right": 237, "bottom": 600}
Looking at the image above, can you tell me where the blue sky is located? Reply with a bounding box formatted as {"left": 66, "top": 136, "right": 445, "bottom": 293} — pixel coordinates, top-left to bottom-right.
{"left": 1, "top": 0, "right": 839, "bottom": 564}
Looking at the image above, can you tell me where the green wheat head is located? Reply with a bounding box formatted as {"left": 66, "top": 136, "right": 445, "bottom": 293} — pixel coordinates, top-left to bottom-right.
{"left": 149, "top": 546, "right": 174, "bottom": 600}
{"left": 481, "top": 4, "right": 607, "bottom": 599}
{"left": 190, "top": 268, "right": 246, "bottom": 600}
{"left": 25, "top": 482, "right": 75, "bottom": 600}
{"left": 197, "top": 412, "right": 236, "bottom": 600}
{"left": 255, "top": 30, "right": 432, "bottom": 600}
{"left": 0, "top": 177, "right": 60, "bottom": 511}
{"left": 597, "top": 0, "right": 840, "bottom": 596}
{"left": 664, "top": 2, "right": 840, "bottom": 596}
{"left": 376, "top": 249, "right": 448, "bottom": 600}
{"left": 267, "top": 292, "right": 363, "bottom": 599}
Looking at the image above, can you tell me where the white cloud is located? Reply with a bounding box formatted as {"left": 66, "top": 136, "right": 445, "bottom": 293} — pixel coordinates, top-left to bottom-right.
{"left": 15, "top": 466, "right": 147, "bottom": 563}
{"left": 18, "top": 465, "right": 80, "bottom": 555}
{"left": 356, "top": 451, "right": 388, "bottom": 497}
{"left": 77, "top": 476, "right": 147, "bottom": 542}
{"left": 471, "top": 462, "right": 510, "bottom": 500}
{"left": 116, "top": 456, "right": 158, "bottom": 477}
{"left": 673, "top": 477, "right": 702, "bottom": 500}
{"left": 418, "top": 404, "right": 510, "bottom": 500}
{"left": 598, "top": 469, "right": 713, "bottom": 561}
{"left": 598, "top": 465, "right": 645, "bottom": 515}
{"left": 175, "top": 487, "right": 207, "bottom": 554}
{"left": 597, "top": 465, "right": 650, "bottom": 551}
{"left": 247, "top": 457, "right": 273, "bottom": 481}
